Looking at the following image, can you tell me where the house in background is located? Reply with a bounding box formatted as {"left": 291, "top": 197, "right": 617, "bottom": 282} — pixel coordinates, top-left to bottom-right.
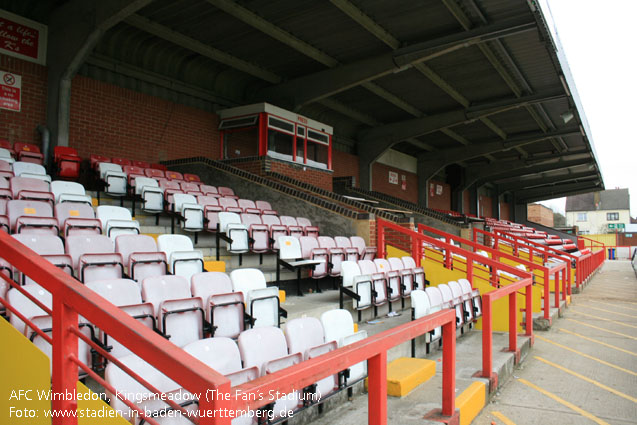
{"left": 527, "top": 203, "right": 554, "bottom": 227}
{"left": 565, "top": 188, "right": 630, "bottom": 235}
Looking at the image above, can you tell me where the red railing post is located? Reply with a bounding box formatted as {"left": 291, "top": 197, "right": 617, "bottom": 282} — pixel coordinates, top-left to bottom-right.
{"left": 368, "top": 351, "right": 388, "bottom": 425}
{"left": 509, "top": 291, "right": 517, "bottom": 354}
{"left": 561, "top": 267, "right": 567, "bottom": 301}
{"left": 199, "top": 381, "right": 232, "bottom": 425}
{"left": 543, "top": 272, "right": 550, "bottom": 319}
{"left": 441, "top": 319, "right": 456, "bottom": 417}
{"left": 481, "top": 295, "right": 492, "bottom": 379}
{"left": 466, "top": 259, "right": 474, "bottom": 284}
{"left": 52, "top": 296, "right": 79, "bottom": 425}
{"left": 377, "top": 219, "right": 385, "bottom": 259}
{"left": 554, "top": 270, "right": 560, "bottom": 308}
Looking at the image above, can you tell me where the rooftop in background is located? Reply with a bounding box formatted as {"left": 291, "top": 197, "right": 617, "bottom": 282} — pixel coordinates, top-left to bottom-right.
{"left": 565, "top": 188, "right": 629, "bottom": 212}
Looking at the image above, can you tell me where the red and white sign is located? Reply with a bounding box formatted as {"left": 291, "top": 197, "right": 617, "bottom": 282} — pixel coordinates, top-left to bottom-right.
{"left": 0, "top": 71, "right": 21, "bottom": 111}
{"left": 0, "top": 10, "right": 47, "bottom": 65}
{"left": 388, "top": 171, "right": 398, "bottom": 184}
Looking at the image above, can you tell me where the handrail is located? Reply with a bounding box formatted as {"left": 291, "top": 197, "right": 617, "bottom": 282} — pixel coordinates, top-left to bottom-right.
{"left": 376, "top": 219, "right": 534, "bottom": 385}
{"left": 0, "top": 229, "right": 459, "bottom": 425}
{"left": 0, "top": 230, "right": 228, "bottom": 425}
{"left": 418, "top": 223, "right": 568, "bottom": 320}
{"left": 481, "top": 275, "right": 534, "bottom": 381}
{"left": 577, "top": 235, "right": 606, "bottom": 250}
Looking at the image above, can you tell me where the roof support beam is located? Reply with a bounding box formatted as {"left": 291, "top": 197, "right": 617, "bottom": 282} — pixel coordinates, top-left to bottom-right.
{"left": 125, "top": 14, "right": 281, "bottom": 83}
{"left": 469, "top": 157, "right": 592, "bottom": 189}
{"left": 519, "top": 186, "right": 603, "bottom": 204}
{"left": 415, "top": 127, "right": 579, "bottom": 187}
{"left": 515, "top": 181, "right": 601, "bottom": 203}
{"left": 498, "top": 171, "right": 598, "bottom": 192}
{"left": 47, "top": 0, "right": 154, "bottom": 149}
{"left": 358, "top": 90, "right": 566, "bottom": 162}
{"left": 255, "top": 16, "right": 537, "bottom": 108}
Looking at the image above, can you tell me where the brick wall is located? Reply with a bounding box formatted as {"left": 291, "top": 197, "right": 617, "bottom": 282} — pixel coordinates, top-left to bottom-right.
{"left": 0, "top": 55, "right": 47, "bottom": 147}
{"left": 479, "top": 195, "right": 493, "bottom": 218}
{"left": 269, "top": 159, "right": 333, "bottom": 191}
{"left": 463, "top": 190, "right": 471, "bottom": 215}
{"left": 427, "top": 180, "right": 451, "bottom": 211}
{"left": 372, "top": 162, "right": 418, "bottom": 204}
{"left": 527, "top": 203, "right": 554, "bottom": 227}
{"left": 224, "top": 127, "right": 258, "bottom": 159}
{"left": 500, "top": 201, "right": 511, "bottom": 221}
{"left": 332, "top": 150, "right": 359, "bottom": 187}
{"left": 68, "top": 75, "right": 220, "bottom": 163}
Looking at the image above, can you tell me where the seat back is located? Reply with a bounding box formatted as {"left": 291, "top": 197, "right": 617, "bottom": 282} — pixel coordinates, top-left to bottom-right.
{"left": 183, "top": 173, "right": 201, "bottom": 183}
{"left": 10, "top": 177, "right": 51, "bottom": 201}
{"left": 219, "top": 197, "right": 240, "bottom": 210}
{"left": 13, "top": 161, "right": 47, "bottom": 177}
{"left": 278, "top": 236, "right": 302, "bottom": 260}
{"left": 217, "top": 186, "right": 235, "bottom": 197}
{"left": 425, "top": 286, "right": 444, "bottom": 309}
{"left": 209, "top": 292, "right": 245, "bottom": 338}
{"left": 55, "top": 202, "right": 96, "bottom": 227}
{"left": 238, "top": 199, "right": 256, "bottom": 210}
{"left": 280, "top": 215, "right": 298, "bottom": 227}
{"left": 218, "top": 211, "right": 242, "bottom": 232}
{"left": 191, "top": 271, "right": 233, "bottom": 300}
{"left": 141, "top": 274, "right": 191, "bottom": 316}
{"left": 238, "top": 327, "right": 288, "bottom": 375}
{"left": 50, "top": 181, "right": 87, "bottom": 203}
{"left": 411, "top": 289, "right": 431, "bottom": 319}
{"left": 247, "top": 287, "right": 280, "bottom": 327}
{"left": 388, "top": 257, "right": 405, "bottom": 271}
{"left": 285, "top": 317, "right": 325, "bottom": 358}
{"left": 320, "top": 309, "right": 355, "bottom": 346}
{"left": 183, "top": 338, "right": 242, "bottom": 375}
{"left": 437, "top": 284, "right": 453, "bottom": 303}
{"left": 165, "top": 170, "right": 183, "bottom": 181}
{"left": 350, "top": 236, "right": 367, "bottom": 255}
{"left": 144, "top": 168, "right": 164, "bottom": 179}
{"left": 197, "top": 195, "right": 219, "bottom": 207}
{"left": 357, "top": 260, "right": 377, "bottom": 275}
{"left": 157, "top": 234, "right": 203, "bottom": 279}
{"left": 230, "top": 268, "right": 267, "bottom": 301}
{"left": 111, "top": 157, "right": 131, "bottom": 167}
{"left": 7, "top": 284, "right": 52, "bottom": 334}
{"left": 7, "top": 199, "right": 53, "bottom": 231}
{"left": 133, "top": 176, "right": 159, "bottom": 193}
{"left": 199, "top": 185, "right": 218, "bottom": 196}
{"left": 340, "top": 261, "right": 361, "bottom": 288}
{"left": 98, "top": 162, "right": 123, "bottom": 179}
{"left": 114, "top": 234, "right": 157, "bottom": 265}
{"left": 296, "top": 217, "right": 312, "bottom": 228}
{"left": 334, "top": 236, "right": 352, "bottom": 248}
{"left": 65, "top": 234, "right": 114, "bottom": 270}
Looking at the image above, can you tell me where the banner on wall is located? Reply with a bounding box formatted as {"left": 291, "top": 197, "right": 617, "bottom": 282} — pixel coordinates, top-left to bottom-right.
{"left": 0, "top": 70, "right": 21, "bottom": 111}
{"left": 0, "top": 9, "right": 47, "bottom": 65}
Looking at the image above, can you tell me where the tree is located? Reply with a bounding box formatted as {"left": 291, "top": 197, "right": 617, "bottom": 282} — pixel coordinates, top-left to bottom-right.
{"left": 553, "top": 211, "right": 566, "bottom": 226}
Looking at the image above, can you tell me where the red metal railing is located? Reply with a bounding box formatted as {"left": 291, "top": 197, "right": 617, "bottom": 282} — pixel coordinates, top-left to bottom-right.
{"left": 0, "top": 230, "right": 459, "bottom": 425}
{"left": 473, "top": 228, "right": 603, "bottom": 288}
{"left": 376, "top": 219, "right": 534, "bottom": 381}
{"left": 417, "top": 223, "right": 567, "bottom": 321}
{"left": 577, "top": 235, "right": 606, "bottom": 251}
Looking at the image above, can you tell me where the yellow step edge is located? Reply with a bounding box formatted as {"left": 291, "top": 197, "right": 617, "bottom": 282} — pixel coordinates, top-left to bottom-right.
{"left": 365, "top": 357, "right": 436, "bottom": 397}
{"left": 456, "top": 381, "right": 487, "bottom": 425}
{"left": 204, "top": 260, "right": 226, "bottom": 273}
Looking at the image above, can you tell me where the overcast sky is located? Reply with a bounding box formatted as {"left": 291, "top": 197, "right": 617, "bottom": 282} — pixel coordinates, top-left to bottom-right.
{"left": 536, "top": 0, "right": 636, "bottom": 216}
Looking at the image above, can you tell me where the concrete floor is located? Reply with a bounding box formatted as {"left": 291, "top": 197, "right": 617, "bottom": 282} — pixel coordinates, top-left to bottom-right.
{"left": 474, "top": 260, "right": 637, "bottom": 425}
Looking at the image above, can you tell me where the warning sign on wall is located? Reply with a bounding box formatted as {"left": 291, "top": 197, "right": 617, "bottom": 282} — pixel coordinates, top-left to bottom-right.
{"left": 388, "top": 171, "right": 398, "bottom": 184}
{"left": 0, "top": 71, "right": 21, "bottom": 111}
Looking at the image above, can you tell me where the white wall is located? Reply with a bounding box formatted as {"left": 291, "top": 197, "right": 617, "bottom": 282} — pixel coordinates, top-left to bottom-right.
{"left": 566, "top": 209, "right": 630, "bottom": 234}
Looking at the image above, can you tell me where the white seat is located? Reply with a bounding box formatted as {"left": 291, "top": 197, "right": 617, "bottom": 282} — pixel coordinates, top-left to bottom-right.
{"left": 350, "top": 236, "right": 376, "bottom": 260}
{"left": 55, "top": 202, "right": 102, "bottom": 237}
{"left": 96, "top": 206, "right": 140, "bottom": 240}
{"left": 246, "top": 287, "right": 280, "bottom": 328}
{"left": 218, "top": 211, "right": 249, "bottom": 253}
{"left": 50, "top": 180, "right": 91, "bottom": 204}
{"left": 105, "top": 354, "right": 178, "bottom": 422}
{"left": 448, "top": 281, "right": 470, "bottom": 323}
{"left": 388, "top": 257, "right": 414, "bottom": 298}
{"left": 65, "top": 234, "right": 123, "bottom": 283}
{"left": 373, "top": 258, "right": 400, "bottom": 302}
{"left": 285, "top": 317, "right": 338, "bottom": 400}
{"left": 12, "top": 234, "right": 73, "bottom": 284}
{"left": 299, "top": 236, "right": 328, "bottom": 278}
{"left": 358, "top": 259, "right": 387, "bottom": 306}
{"left": 98, "top": 162, "right": 127, "bottom": 196}
{"left": 141, "top": 275, "right": 203, "bottom": 347}
{"left": 7, "top": 199, "right": 58, "bottom": 235}
{"left": 341, "top": 261, "right": 372, "bottom": 310}
{"left": 12, "top": 161, "right": 50, "bottom": 182}
{"left": 424, "top": 287, "right": 443, "bottom": 344}
{"left": 458, "top": 278, "right": 482, "bottom": 319}
{"left": 230, "top": 268, "right": 266, "bottom": 301}
{"left": 157, "top": 234, "right": 203, "bottom": 281}
{"left": 238, "top": 327, "right": 302, "bottom": 419}
{"left": 402, "top": 256, "right": 426, "bottom": 290}
{"left": 317, "top": 236, "right": 344, "bottom": 276}
{"left": 0, "top": 148, "right": 14, "bottom": 163}
{"left": 240, "top": 213, "right": 270, "bottom": 253}
{"left": 86, "top": 279, "right": 151, "bottom": 358}
{"left": 7, "top": 284, "right": 52, "bottom": 334}
{"left": 173, "top": 193, "right": 204, "bottom": 232}
{"left": 438, "top": 283, "right": 463, "bottom": 329}
{"left": 320, "top": 309, "right": 367, "bottom": 384}
{"left": 134, "top": 176, "right": 163, "bottom": 213}
{"left": 335, "top": 236, "right": 360, "bottom": 262}
{"left": 115, "top": 234, "right": 167, "bottom": 282}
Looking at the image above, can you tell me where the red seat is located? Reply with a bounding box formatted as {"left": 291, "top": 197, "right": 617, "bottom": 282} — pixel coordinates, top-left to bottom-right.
{"left": 90, "top": 154, "right": 110, "bottom": 170}
{"left": 111, "top": 157, "right": 131, "bottom": 167}
{"left": 14, "top": 143, "right": 44, "bottom": 165}
{"left": 53, "top": 146, "right": 81, "bottom": 180}
{"left": 150, "top": 163, "right": 167, "bottom": 171}
{"left": 183, "top": 173, "right": 201, "bottom": 183}
{"left": 165, "top": 170, "right": 184, "bottom": 181}
{"left": 132, "top": 160, "right": 150, "bottom": 168}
